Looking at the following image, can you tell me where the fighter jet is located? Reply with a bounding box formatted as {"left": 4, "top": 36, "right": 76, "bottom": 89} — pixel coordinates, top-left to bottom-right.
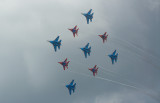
{"left": 48, "top": 36, "right": 62, "bottom": 52}
{"left": 82, "top": 9, "right": 94, "bottom": 24}
{"left": 99, "top": 32, "right": 108, "bottom": 43}
{"left": 89, "top": 65, "right": 98, "bottom": 76}
{"left": 58, "top": 58, "right": 70, "bottom": 70}
{"left": 68, "top": 25, "right": 79, "bottom": 37}
{"left": 66, "top": 80, "right": 76, "bottom": 95}
{"left": 108, "top": 50, "right": 118, "bottom": 64}
{"left": 80, "top": 43, "right": 91, "bottom": 58}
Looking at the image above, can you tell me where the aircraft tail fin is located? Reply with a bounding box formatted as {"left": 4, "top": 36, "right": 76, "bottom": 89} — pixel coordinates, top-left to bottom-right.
{"left": 88, "top": 47, "right": 91, "bottom": 56}
{"left": 58, "top": 45, "right": 60, "bottom": 49}
{"left": 76, "top": 28, "right": 79, "bottom": 36}
{"left": 90, "top": 18, "right": 92, "bottom": 22}
{"left": 73, "top": 83, "right": 76, "bottom": 93}
{"left": 95, "top": 68, "right": 98, "bottom": 75}
{"left": 91, "top": 13, "right": 94, "bottom": 16}
{"left": 67, "top": 61, "right": 70, "bottom": 66}
{"left": 89, "top": 47, "right": 91, "bottom": 52}
{"left": 58, "top": 40, "right": 62, "bottom": 49}
{"left": 67, "top": 61, "right": 70, "bottom": 64}
{"left": 91, "top": 13, "right": 94, "bottom": 22}
{"left": 115, "top": 53, "right": 118, "bottom": 62}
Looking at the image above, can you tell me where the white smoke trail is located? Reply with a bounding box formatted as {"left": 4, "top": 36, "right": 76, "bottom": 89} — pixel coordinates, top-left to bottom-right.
{"left": 67, "top": 70, "right": 160, "bottom": 102}
{"left": 67, "top": 70, "right": 138, "bottom": 89}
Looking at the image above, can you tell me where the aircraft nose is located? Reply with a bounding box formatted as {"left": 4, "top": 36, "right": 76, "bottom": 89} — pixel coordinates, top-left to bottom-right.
{"left": 66, "top": 85, "right": 68, "bottom": 88}
{"left": 48, "top": 41, "right": 52, "bottom": 44}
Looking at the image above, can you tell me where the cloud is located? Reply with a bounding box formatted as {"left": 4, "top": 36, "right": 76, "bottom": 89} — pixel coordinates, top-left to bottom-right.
{"left": 0, "top": 0, "right": 160, "bottom": 103}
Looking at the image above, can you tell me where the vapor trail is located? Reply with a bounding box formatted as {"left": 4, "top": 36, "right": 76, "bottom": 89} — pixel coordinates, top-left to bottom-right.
{"left": 67, "top": 70, "right": 160, "bottom": 102}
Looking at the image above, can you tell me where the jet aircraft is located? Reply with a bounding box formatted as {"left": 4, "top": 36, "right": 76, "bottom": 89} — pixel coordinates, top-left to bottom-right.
{"left": 108, "top": 50, "right": 118, "bottom": 64}
{"left": 80, "top": 43, "right": 91, "bottom": 58}
{"left": 66, "top": 80, "right": 76, "bottom": 95}
{"left": 48, "top": 36, "right": 62, "bottom": 52}
{"left": 58, "top": 58, "right": 70, "bottom": 70}
{"left": 68, "top": 25, "right": 79, "bottom": 37}
{"left": 99, "top": 32, "right": 108, "bottom": 43}
{"left": 88, "top": 65, "right": 98, "bottom": 76}
{"left": 82, "top": 9, "right": 94, "bottom": 24}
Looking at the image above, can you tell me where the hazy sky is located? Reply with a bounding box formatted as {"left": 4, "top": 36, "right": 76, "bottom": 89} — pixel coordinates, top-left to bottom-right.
{"left": 0, "top": 0, "right": 160, "bottom": 103}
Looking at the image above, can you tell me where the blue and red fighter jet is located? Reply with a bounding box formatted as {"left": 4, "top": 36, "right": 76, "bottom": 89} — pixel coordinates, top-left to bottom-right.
{"left": 88, "top": 65, "right": 98, "bottom": 76}
{"left": 58, "top": 58, "right": 70, "bottom": 70}
{"left": 99, "top": 32, "right": 108, "bottom": 43}
{"left": 68, "top": 25, "right": 79, "bottom": 37}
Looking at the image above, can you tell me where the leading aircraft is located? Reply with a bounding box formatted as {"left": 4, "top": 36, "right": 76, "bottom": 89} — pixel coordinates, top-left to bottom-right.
{"left": 88, "top": 65, "right": 98, "bottom": 76}
{"left": 48, "top": 36, "right": 62, "bottom": 52}
{"left": 108, "top": 50, "right": 118, "bottom": 64}
{"left": 80, "top": 43, "right": 91, "bottom": 58}
{"left": 68, "top": 25, "right": 79, "bottom": 37}
{"left": 66, "top": 80, "right": 76, "bottom": 95}
{"left": 58, "top": 58, "right": 70, "bottom": 70}
{"left": 99, "top": 32, "right": 108, "bottom": 43}
{"left": 82, "top": 9, "right": 94, "bottom": 24}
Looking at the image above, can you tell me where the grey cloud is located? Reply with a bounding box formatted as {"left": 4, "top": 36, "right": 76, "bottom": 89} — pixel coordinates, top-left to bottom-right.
{"left": 0, "top": 0, "right": 160, "bottom": 103}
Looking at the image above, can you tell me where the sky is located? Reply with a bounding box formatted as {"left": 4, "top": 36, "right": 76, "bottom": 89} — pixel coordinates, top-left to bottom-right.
{"left": 0, "top": 0, "right": 160, "bottom": 103}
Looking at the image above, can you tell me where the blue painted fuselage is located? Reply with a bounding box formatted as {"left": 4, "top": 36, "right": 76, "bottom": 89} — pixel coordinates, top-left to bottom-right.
{"left": 80, "top": 43, "right": 91, "bottom": 58}
{"left": 66, "top": 80, "right": 76, "bottom": 95}
{"left": 82, "top": 9, "right": 94, "bottom": 24}
{"left": 108, "top": 50, "right": 118, "bottom": 64}
{"left": 48, "top": 36, "right": 62, "bottom": 52}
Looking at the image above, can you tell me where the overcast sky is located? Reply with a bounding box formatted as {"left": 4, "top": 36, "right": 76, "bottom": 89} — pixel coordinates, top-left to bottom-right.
{"left": 0, "top": 0, "right": 160, "bottom": 103}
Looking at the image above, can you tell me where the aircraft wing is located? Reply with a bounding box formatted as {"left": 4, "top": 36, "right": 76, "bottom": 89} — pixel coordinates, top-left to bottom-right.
{"left": 54, "top": 45, "right": 57, "bottom": 52}
{"left": 112, "top": 50, "right": 116, "bottom": 55}
{"left": 70, "top": 80, "right": 74, "bottom": 85}
{"left": 85, "top": 43, "right": 89, "bottom": 48}
{"left": 54, "top": 36, "right": 59, "bottom": 42}
{"left": 88, "top": 9, "right": 92, "bottom": 14}
{"left": 73, "top": 25, "right": 77, "bottom": 30}
{"left": 64, "top": 58, "right": 67, "bottom": 62}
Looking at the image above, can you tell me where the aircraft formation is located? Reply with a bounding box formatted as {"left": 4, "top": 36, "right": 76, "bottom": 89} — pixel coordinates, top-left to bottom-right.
{"left": 48, "top": 9, "right": 118, "bottom": 95}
